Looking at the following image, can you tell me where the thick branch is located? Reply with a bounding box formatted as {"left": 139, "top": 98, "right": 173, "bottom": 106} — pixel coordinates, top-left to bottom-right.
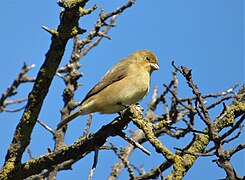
{"left": 3, "top": 107, "right": 133, "bottom": 179}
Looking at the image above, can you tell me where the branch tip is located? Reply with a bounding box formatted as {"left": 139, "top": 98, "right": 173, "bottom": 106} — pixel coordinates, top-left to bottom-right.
{"left": 41, "top": 26, "right": 58, "bottom": 36}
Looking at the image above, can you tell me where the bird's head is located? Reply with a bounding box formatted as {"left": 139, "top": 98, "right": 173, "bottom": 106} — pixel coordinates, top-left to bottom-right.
{"left": 133, "top": 50, "right": 160, "bottom": 73}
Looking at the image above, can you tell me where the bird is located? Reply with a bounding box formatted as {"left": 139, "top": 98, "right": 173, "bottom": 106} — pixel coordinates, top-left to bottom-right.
{"left": 57, "top": 50, "right": 159, "bottom": 130}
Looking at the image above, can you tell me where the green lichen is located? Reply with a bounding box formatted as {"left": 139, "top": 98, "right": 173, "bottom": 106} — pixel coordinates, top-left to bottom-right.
{"left": 0, "top": 159, "right": 16, "bottom": 180}
{"left": 166, "top": 156, "right": 185, "bottom": 180}
{"left": 223, "top": 101, "right": 245, "bottom": 126}
{"left": 0, "top": 171, "right": 8, "bottom": 180}
{"left": 190, "top": 134, "right": 209, "bottom": 152}
{"left": 74, "top": 135, "right": 86, "bottom": 145}
{"left": 3, "top": 162, "right": 14, "bottom": 173}
{"left": 70, "top": 26, "right": 79, "bottom": 36}
{"left": 232, "top": 101, "right": 245, "bottom": 113}
{"left": 130, "top": 105, "right": 179, "bottom": 164}
{"left": 184, "top": 134, "right": 209, "bottom": 168}
{"left": 225, "top": 108, "right": 235, "bottom": 125}
{"left": 63, "top": 0, "right": 86, "bottom": 9}
{"left": 52, "top": 29, "right": 59, "bottom": 36}
{"left": 154, "top": 119, "right": 169, "bottom": 131}
{"left": 24, "top": 153, "right": 55, "bottom": 171}
{"left": 79, "top": 6, "right": 96, "bottom": 17}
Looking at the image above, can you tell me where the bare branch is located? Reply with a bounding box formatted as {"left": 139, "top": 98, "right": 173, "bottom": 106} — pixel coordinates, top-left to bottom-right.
{"left": 109, "top": 143, "right": 135, "bottom": 179}
{"left": 80, "top": 14, "right": 118, "bottom": 57}
{"left": 174, "top": 147, "right": 215, "bottom": 157}
{"left": 220, "top": 113, "right": 245, "bottom": 141}
{"left": 27, "top": 147, "right": 35, "bottom": 160}
{"left": 0, "top": 62, "right": 35, "bottom": 113}
{"left": 179, "top": 84, "right": 238, "bottom": 102}
{"left": 77, "top": 1, "right": 135, "bottom": 54}
{"left": 117, "top": 131, "right": 151, "bottom": 156}
{"left": 230, "top": 143, "right": 245, "bottom": 156}
{"left": 83, "top": 113, "right": 93, "bottom": 137}
{"left": 4, "top": 106, "right": 26, "bottom": 113}
{"left": 88, "top": 147, "right": 99, "bottom": 180}
{"left": 4, "top": 97, "right": 28, "bottom": 106}
{"left": 37, "top": 119, "right": 54, "bottom": 134}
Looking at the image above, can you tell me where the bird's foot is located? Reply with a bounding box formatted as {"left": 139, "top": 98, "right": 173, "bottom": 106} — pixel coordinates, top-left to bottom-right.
{"left": 117, "top": 102, "right": 144, "bottom": 116}
{"left": 117, "top": 102, "right": 128, "bottom": 116}
{"left": 133, "top": 103, "right": 144, "bottom": 112}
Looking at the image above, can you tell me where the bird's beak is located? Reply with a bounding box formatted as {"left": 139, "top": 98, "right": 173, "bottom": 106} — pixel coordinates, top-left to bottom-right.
{"left": 150, "top": 63, "right": 160, "bottom": 70}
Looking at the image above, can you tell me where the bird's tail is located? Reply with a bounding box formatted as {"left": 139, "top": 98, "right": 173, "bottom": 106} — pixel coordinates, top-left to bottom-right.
{"left": 57, "top": 108, "right": 84, "bottom": 130}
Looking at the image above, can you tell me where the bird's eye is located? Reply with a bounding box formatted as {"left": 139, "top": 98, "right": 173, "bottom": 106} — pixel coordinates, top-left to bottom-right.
{"left": 146, "top": 56, "right": 150, "bottom": 61}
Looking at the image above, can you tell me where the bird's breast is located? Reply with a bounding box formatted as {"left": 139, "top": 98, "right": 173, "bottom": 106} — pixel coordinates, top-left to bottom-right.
{"left": 117, "top": 70, "right": 150, "bottom": 105}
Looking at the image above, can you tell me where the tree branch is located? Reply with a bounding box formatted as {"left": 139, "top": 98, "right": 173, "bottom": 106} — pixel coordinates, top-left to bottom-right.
{"left": 0, "top": 62, "right": 35, "bottom": 113}
{"left": 3, "top": 107, "right": 133, "bottom": 179}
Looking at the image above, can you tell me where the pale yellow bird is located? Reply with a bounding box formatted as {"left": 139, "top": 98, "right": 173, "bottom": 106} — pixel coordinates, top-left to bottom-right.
{"left": 57, "top": 50, "right": 159, "bottom": 130}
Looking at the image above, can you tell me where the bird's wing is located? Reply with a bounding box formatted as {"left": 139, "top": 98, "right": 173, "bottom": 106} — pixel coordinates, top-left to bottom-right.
{"left": 81, "top": 59, "right": 131, "bottom": 104}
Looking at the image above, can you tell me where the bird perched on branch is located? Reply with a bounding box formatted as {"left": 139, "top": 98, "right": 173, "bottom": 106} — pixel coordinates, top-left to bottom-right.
{"left": 57, "top": 50, "right": 159, "bottom": 130}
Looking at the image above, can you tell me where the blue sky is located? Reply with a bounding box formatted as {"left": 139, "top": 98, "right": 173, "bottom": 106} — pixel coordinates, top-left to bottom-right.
{"left": 0, "top": 0, "right": 244, "bottom": 179}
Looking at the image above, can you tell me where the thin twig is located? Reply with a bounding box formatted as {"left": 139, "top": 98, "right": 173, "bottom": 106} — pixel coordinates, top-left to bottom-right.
{"left": 27, "top": 147, "right": 34, "bottom": 160}
{"left": 4, "top": 97, "right": 28, "bottom": 106}
{"left": 4, "top": 106, "right": 26, "bottom": 113}
{"left": 161, "top": 95, "right": 171, "bottom": 123}
{"left": 164, "top": 84, "right": 193, "bottom": 111}
{"left": 109, "top": 143, "right": 135, "bottom": 179}
{"left": 230, "top": 143, "right": 245, "bottom": 156}
{"left": 0, "top": 62, "right": 35, "bottom": 112}
{"left": 80, "top": 14, "right": 118, "bottom": 57}
{"left": 88, "top": 146, "right": 99, "bottom": 180}
{"left": 117, "top": 131, "right": 151, "bottom": 156}
{"left": 146, "top": 86, "right": 158, "bottom": 121}
{"left": 174, "top": 147, "right": 215, "bottom": 157}
{"left": 207, "top": 96, "right": 235, "bottom": 110}
{"left": 83, "top": 113, "right": 93, "bottom": 137}
{"left": 220, "top": 113, "right": 245, "bottom": 140}
{"left": 179, "top": 85, "right": 238, "bottom": 102}
{"left": 222, "top": 125, "right": 243, "bottom": 144}
{"left": 37, "top": 119, "right": 54, "bottom": 134}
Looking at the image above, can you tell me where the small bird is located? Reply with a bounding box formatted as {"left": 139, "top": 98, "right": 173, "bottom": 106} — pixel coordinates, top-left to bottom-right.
{"left": 57, "top": 50, "right": 159, "bottom": 130}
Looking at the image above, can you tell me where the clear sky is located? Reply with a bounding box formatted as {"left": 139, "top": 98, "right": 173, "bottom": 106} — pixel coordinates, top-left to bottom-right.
{"left": 0, "top": 0, "right": 244, "bottom": 179}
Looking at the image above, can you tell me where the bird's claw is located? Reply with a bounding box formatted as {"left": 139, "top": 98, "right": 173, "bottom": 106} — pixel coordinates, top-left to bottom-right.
{"left": 133, "top": 103, "right": 144, "bottom": 112}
